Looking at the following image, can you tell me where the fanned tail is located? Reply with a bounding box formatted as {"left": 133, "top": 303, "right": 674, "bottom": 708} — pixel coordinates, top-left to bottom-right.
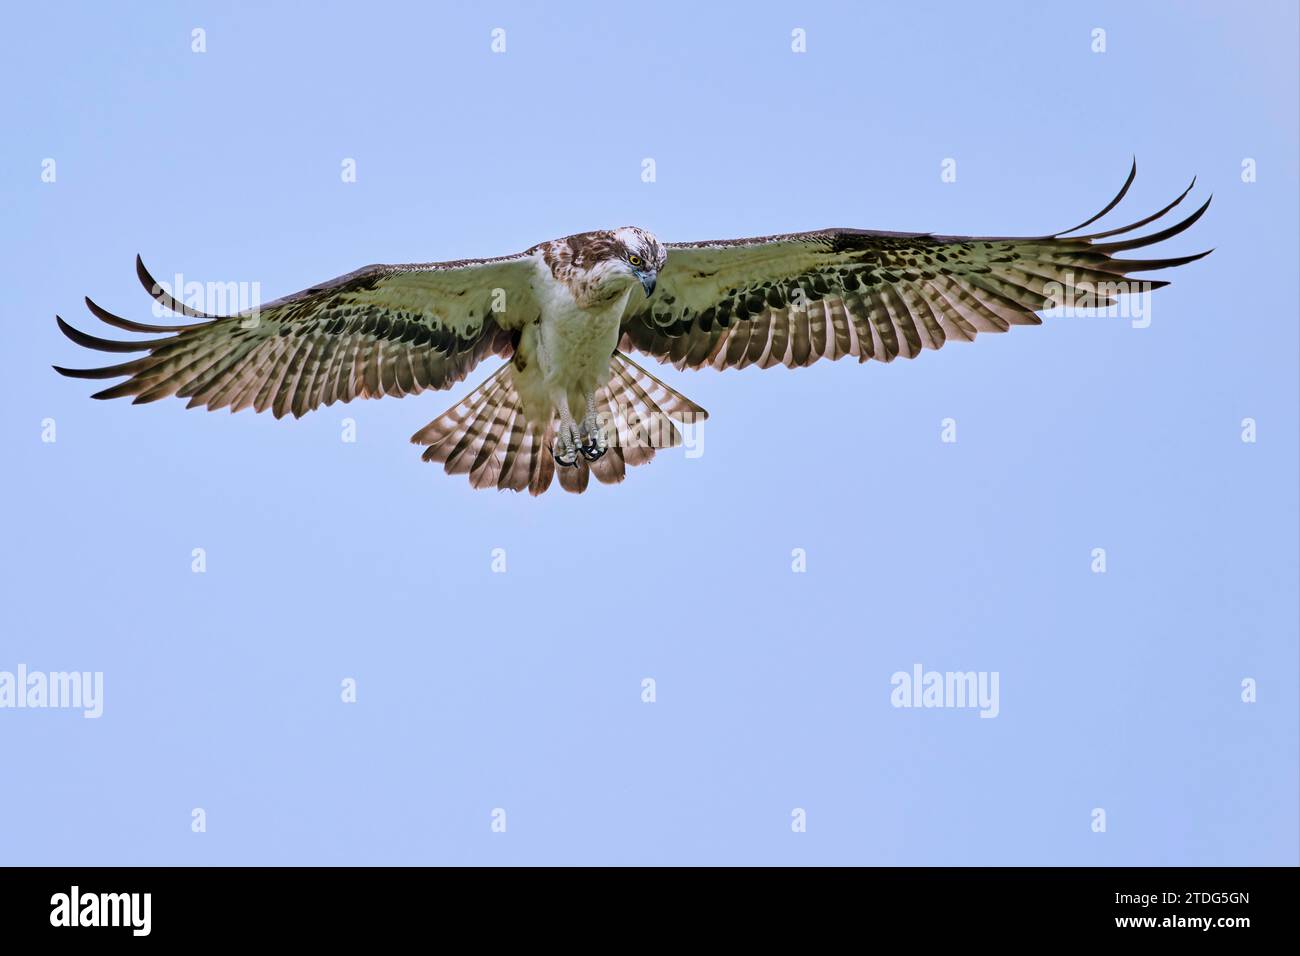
{"left": 410, "top": 352, "right": 707, "bottom": 495}
{"left": 411, "top": 364, "right": 554, "bottom": 495}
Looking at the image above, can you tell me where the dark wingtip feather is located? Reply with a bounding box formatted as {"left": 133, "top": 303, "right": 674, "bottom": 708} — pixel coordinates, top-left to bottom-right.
{"left": 1092, "top": 195, "right": 1212, "bottom": 254}
{"left": 53, "top": 354, "right": 151, "bottom": 379}
{"left": 1053, "top": 158, "right": 1138, "bottom": 237}
{"left": 1068, "top": 177, "right": 1200, "bottom": 242}
{"left": 56, "top": 314, "right": 164, "bottom": 352}
{"left": 85, "top": 294, "right": 205, "bottom": 333}
{"left": 136, "top": 254, "right": 220, "bottom": 319}
{"left": 1111, "top": 248, "right": 1215, "bottom": 273}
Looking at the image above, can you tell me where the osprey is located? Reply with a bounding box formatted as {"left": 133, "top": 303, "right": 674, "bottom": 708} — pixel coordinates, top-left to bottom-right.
{"left": 55, "top": 164, "right": 1209, "bottom": 495}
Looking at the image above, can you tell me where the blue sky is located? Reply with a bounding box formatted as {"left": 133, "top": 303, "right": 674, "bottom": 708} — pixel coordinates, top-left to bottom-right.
{"left": 1, "top": 0, "right": 1296, "bottom": 865}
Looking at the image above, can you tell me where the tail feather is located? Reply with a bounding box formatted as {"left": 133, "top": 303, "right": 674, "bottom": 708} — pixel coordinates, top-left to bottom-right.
{"left": 440, "top": 374, "right": 510, "bottom": 475}
{"left": 557, "top": 456, "right": 591, "bottom": 493}
{"left": 412, "top": 368, "right": 500, "bottom": 448}
{"left": 411, "top": 352, "right": 706, "bottom": 495}
{"left": 498, "top": 415, "right": 548, "bottom": 494}
{"left": 608, "top": 360, "right": 680, "bottom": 455}
{"left": 588, "top": 445, "right": 627, "bottom": 485}
{"left": 491, "top": 403, "right": 530, "bottom": 490}
{"left": 614, "top": 356, "right": 709, "bottom": 421}
{"left": 467, "top": 386, "right": 520, "bottom": 487}
{"left": 603, "top": 355, "right": 708, "bottom": 463}
{"left": 527, "top": 427, "right": 555, "bottom": 496}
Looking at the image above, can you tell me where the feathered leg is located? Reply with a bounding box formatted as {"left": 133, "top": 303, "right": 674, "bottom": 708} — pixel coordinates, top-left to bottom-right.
{"left": 551, "top": 388, "right": 581, "bottom": 467}
{"left": 578, "top": 391, "right": 608, "bottom": 462}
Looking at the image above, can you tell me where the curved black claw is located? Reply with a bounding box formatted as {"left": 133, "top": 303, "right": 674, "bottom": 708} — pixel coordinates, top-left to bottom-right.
{"left": 553, "top": 445, "right": 579, "bottom": 468}
{"left": 580, "top": 439, "right": 606, "bottom": 462}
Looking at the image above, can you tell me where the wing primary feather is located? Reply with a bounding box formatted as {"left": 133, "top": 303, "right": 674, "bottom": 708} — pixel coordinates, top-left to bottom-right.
{"left": 56, "top": 315, "right": 168, "bottom": 352}
{"left": 53, "top": 357, "right": 153, "bottom": 380}
{"left": 84, "top": 295, "right": 205, "bottom": 333}
{"left": 1051, "top": 158, "right": 1137, "bottom": 237}
{"left": 136, "top": 256, "right": 221, "bottom": 319}
{"left": 1096, "top": 249, "right": 1215, "bottom": 273}
{"left": 1064, "top": 178, "right": 1197, "bottom": 241}
{"left": 1091, "top": 197, "right": 1212, "bottom": 253}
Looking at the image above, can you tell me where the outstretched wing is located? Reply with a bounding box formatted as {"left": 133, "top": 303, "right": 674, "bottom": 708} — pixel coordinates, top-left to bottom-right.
{"left": 54, "top": 253, "right": 540, "bottom": 418}
{"left": 619, "top": 163, "right": 1211, "bottom": 371}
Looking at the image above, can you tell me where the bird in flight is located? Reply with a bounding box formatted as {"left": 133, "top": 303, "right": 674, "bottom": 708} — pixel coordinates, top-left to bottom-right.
{"left": 55, "top": 163, "right": 1209, "bottom": 495}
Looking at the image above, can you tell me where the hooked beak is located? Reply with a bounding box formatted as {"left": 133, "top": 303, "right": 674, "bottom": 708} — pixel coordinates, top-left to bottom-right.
{"left": 638, "top": 272, "right": 657, "bottom": 298}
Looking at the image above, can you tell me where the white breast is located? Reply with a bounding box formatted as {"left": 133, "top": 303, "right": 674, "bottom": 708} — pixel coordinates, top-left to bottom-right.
{"left": 531, "top": 263, "right": 631, "bottom": 395}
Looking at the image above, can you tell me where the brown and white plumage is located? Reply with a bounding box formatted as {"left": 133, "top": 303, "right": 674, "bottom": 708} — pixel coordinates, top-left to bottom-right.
{"left": 54, "top": 162, "right": 1210, "bottom": 495}
{"left": 62, "top": 253, "right": 535, "bottom": 414}
{"left": 620, "top": 164, "right": 1209, "bottom": 371}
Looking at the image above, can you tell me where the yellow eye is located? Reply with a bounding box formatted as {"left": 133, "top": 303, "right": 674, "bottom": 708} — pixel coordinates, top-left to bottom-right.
{"left": 627, "top": 254, "right": 644, "bottom": 267}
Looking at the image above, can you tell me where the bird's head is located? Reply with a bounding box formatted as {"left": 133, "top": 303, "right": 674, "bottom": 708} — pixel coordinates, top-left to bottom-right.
{"left": 608, "top": 226, "right": 666, "bottom": 299}
{"left": 553, "top": 227, "right": 666, "bottom": 305}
